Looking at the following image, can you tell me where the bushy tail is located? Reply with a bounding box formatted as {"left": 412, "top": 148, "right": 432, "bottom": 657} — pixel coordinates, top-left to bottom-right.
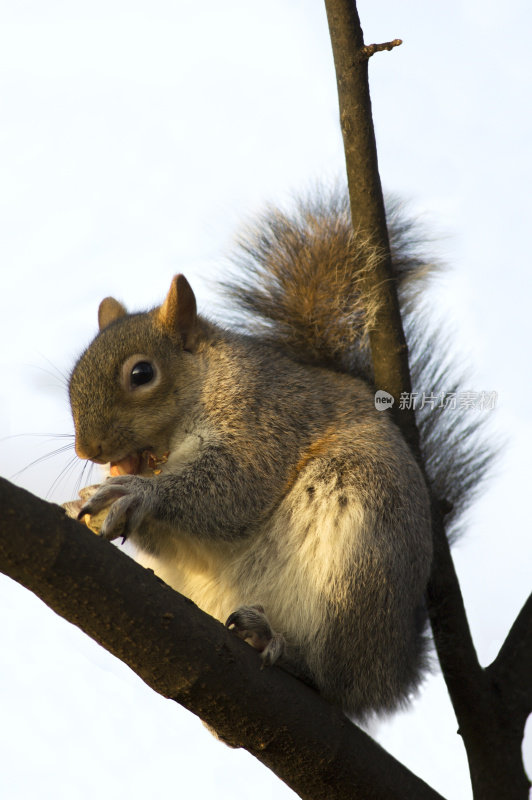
{"left": 223, "top": 185, "right": 493, "bottom": 539}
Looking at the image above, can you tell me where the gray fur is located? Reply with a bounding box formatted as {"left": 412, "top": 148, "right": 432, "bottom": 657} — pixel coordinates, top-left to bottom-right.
{"left": 224, "top": 186, "right": 493, "bottom": 539}
{"left": 67, "top": 187, "right": 489, "bottom": 719}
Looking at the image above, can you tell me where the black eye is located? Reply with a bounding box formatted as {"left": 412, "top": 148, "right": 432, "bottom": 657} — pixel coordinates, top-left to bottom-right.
{"left": 130, "top": 361, "right": 155, "bottom": 388}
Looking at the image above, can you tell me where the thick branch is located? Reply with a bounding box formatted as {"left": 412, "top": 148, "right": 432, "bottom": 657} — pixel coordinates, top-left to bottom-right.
{"left": 0, "top": 478, "right": 444, "bottom": 800}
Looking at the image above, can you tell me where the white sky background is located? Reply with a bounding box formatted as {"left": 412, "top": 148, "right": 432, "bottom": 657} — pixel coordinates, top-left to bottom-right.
{"left": 0, "top": 1, "right": 530, "bottom": 798}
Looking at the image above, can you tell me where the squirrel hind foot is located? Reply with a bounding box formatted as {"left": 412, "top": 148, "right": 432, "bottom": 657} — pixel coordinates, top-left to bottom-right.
{"left": 226, "top": 604, "right": 285, "bottom": 667}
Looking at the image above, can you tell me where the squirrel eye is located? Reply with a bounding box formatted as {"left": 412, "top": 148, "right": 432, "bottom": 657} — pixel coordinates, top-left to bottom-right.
{"left": 130, "top": 361, "right": 155, "bottom": 388}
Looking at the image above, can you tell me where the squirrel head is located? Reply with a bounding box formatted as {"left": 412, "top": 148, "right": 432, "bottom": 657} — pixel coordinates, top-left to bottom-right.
{"left": 69, "top": 274, "right": 203, "bottom": 472}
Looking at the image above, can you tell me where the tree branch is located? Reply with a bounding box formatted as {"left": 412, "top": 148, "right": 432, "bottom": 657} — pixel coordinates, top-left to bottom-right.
{"left": 323, "top": 1, "right": 530, "bottom": 798}
{"left": 0, "top": 477, "right": 445, "bottom": 800}
{"left": 323, "top": 0, "right": 417, "bottom": 447}
{"left": 361, "top": 39, "right": 402, "bottom": 60}
{"left": 487, "top": 591, "right": 532, "bottom": 722}
{"left": 323, "top": 0, "right": 479, "bottom": 671}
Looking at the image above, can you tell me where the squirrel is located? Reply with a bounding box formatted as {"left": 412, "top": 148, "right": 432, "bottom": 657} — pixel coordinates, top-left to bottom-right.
{"left": 65, "top": 187, "right": 489, "bottom": 720}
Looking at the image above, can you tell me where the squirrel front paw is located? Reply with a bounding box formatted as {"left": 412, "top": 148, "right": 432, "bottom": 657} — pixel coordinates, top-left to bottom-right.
{"left": 78, "top": 475, "right": 155, "bottom": 543}
{"left": 63, "top": 484, "right": 109, "bottom": 535}
{"left": 226, "top": 605, "right": 285, "bottom": 667}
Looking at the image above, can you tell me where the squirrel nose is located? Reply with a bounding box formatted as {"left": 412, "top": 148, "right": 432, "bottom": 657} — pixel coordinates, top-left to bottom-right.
{"left": 75, "top": 439, "right": 103, "bottom": 462}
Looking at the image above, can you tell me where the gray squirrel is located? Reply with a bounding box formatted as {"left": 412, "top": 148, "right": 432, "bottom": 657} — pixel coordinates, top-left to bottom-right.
{"left": 65, "top": 187, "right": 489, "bottom": 719}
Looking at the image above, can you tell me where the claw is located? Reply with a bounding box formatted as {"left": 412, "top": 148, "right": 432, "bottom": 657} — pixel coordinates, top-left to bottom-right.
{"left": 260, "top": 633, "right": 285, "bottom": 668}
{"left": 77, "top": 505, "right": 91, "bottom": 521}
{"left": 226, "top": 604, "right": 285, "bottom": 666}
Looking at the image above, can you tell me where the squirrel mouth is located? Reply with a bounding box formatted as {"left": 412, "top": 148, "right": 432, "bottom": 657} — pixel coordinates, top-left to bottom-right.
{"left": 110, "top": 450, "right": 169, "bottom": 476}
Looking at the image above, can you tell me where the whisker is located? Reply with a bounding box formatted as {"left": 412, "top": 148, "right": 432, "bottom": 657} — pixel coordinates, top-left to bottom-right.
{"left": 0, "top": 432, "right": 75, "bottom": 443}
{"left": 73, "top": 459, "right": 89, "bottom": 497}
{"left": 26, "top": 355, "right": 70, "bottom": 390}
{"left": 11, "top": 443, "right": 76, "bottom": 480}
{"left": 46, "top": 447, "right": 102, "bottom": 500}
{"left": 64, "top": 458, "right": 101, "bottom": 501}
{"left": 10, "top": 432, "right": 103, "bottom": 502}
{"left": 47, "top": 454, "right": 82, "bottom": 499}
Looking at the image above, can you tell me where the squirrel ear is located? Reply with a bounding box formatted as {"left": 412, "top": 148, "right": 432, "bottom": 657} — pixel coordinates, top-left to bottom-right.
{"left": 157, "top": 274, "right": 198, "bottom": 350}
{"left": 98, "top": 297, "right": 127, "bottom": 331}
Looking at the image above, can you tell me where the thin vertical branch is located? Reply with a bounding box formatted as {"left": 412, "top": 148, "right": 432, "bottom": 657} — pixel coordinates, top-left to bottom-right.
{"left": 323, "top": 0, "right": 417, "bottom": 447}
{"left": 323, "top": 1, "right": 530, "bottom": 797}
